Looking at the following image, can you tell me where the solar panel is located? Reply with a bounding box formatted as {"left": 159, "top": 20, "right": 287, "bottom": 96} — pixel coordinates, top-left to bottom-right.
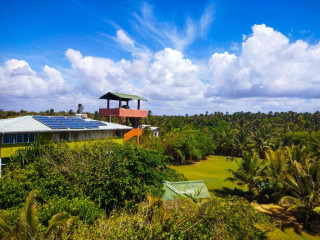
{"left": 92, "top": 121, "right": 107, "bottom": 126}
{"left": 33, "top": 116, "right": 68, "bottom": 129}
{"left": 66, "top": 117, "right": 102, "bottom": 129}
{"left": 68, "top": 117, "right": 101, "bottom": 129}
{"left": 33, "top": 116, "right": 102, "bottom": 130}
{"left": 34, "top": 116, "right": 50, "bottom": 120}
{"left": 52, "top": 117, "right": 85, "bottom": 129}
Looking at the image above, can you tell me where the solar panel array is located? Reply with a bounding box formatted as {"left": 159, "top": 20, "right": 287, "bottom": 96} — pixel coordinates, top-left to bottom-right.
{"left": 33, "top": 116, "right": 107, "bottom": 130}
{"left": 68, "top": 117, "right": 99, "bottom": 129}
{"left": 33, "top": 116, "right": 67, "bottom": 129}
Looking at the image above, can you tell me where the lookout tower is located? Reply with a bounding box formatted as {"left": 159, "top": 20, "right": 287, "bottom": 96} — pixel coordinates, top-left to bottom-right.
{"left": 99, "top": 92, "right": 148, "bottom": 144}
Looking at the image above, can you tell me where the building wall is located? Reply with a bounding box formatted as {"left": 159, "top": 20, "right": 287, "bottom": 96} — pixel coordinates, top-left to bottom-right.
{"left": 52, "top": 130, "right": 116, "bottom": 141}
{"left": 1, "top": 143, "right": 30, "bottom": 158}
{"left": 0, "top": 133, "right": 51, "bottom": 158}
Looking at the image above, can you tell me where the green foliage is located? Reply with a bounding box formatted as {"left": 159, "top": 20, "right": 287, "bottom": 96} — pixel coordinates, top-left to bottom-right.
{"left": 45, "top": 212, "right": 76, "bottom": 239}
{"left": 227, "top": 145, "right": 320, "bottom": 230}
{"left": 1, "top": 140, "right": 181, "bottom": 211}
{"left": 279, "top": 156, "right": 320, "bottom": 227}
{"left": 39, "top": 197, "right": 103, "bottom": 225}
{"left": 163, "top": 129, "right": 215, "bottom": 164}
{"left": 226, "top": 151, "right": 265, "bottom": 195}
{"left": 17, "top": 190, "right": 40, "bottom": 240}
{"left": 144, "top": 111, "right": 320, "bottom": 159}
{"left": 72, "top": 196, "right": 271, "bottom": 240}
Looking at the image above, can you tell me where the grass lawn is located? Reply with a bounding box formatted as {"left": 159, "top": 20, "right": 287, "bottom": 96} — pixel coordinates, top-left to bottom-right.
{"left": 171, "top": 155, "right": 319, "bottom": 240}
{"left": 267, "top": 228, "right": 319, "bottom": 240}
{"left": 170, "top": 155, "right": 239, "bottom": 192}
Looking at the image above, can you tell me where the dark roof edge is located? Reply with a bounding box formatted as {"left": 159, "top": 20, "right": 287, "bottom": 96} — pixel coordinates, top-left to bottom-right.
{"left": 99, "top": 92, "right": 147, "bottom": 101}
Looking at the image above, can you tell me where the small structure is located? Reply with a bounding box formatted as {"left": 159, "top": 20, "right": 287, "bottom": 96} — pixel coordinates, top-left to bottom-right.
{"left": 99, "top": 92, "right": 148, "bottom": 144}
{"left": 162, "top": 180, "right": 211, "bottom": 201}
{"left": 141, "top": 125, "right": 160, "bottom": 137}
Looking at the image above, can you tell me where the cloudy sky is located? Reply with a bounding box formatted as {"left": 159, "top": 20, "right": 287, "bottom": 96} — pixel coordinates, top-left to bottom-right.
{"left": 1, "top": 0, "right": 320, "bottom": 115}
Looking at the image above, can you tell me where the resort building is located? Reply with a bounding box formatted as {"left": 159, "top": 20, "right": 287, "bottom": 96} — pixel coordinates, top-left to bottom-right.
{"left": 0, "top": 115, "right": 131, "bottom": 159}
{"left": 0, "top": 92, "right": 149, "bottom": 176}
{"left": 141, "top": 125, "right": 160, "bottom": 137}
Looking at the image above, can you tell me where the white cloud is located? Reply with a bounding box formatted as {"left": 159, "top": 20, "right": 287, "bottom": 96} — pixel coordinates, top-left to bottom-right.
{"left": 65, "top": 48, "right": 205, "bottom": 105}
{"left": 200, "top": 4, "right": 214, "bottom": 39}
{"left": 2, "top": 24, "right": 320, "bottom": 114}
{"left": 116, "top": 30, "right": 134, "bottom": 46}
{"left": 65, "top": 48, "right": 139, "bottom": 96}
{"left": 145, "top": 48, "right": 204, "bottom": 101}
{"left": 132, "top": 3, "right": 214, "bottom": 51}
{"left": 207, "top": 24, "right": 320, "bottom": 99}
{"left": 0, "top": 59, "right": 69, "bottom": 99}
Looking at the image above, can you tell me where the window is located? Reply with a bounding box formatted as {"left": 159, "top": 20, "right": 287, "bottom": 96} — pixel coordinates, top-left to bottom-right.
{"left": 16, "top": 134, "right": 23, "bottom": 143}
{"left": 24, "top": 134, "right": 29, "bottom": 142}
{"left": 2, "top": 133, "right": 36, "bottom": 144}
{"left": 3, "top": 134, "right": 12, "bottom": 144}
{"left": 29, "top": 134, "right": 35, "bottom": 142}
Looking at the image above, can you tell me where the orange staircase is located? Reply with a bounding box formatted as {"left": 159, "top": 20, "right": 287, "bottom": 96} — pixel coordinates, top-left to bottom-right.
{"left": 124, "top": 128, "right": 142, "bottom": 142}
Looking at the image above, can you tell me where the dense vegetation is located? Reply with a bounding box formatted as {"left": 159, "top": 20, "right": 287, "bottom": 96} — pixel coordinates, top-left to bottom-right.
{"left": 0, "top": 140, "right": 269, "bottom": 239}
{"left": 142, "top": 111, "right": 320, "bottom": 232}
{"left": 143, "top": 111, "right": 320, "bottom": 158}
{"left": 0, "top": 140, "right": 184, "bottom": 210}
{"left": 1, "top": 110, "right": 320, "bottom": 238}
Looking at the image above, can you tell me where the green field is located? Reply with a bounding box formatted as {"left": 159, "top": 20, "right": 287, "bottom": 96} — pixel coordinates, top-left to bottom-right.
{"left": 171, "top": 155, "right": 319, "bottom": 240}
{"left": 171, "top": 155, "right": 239, "bottom": 192}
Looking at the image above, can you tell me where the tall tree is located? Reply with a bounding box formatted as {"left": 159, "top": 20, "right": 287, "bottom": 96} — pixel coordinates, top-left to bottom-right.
{"left": 226, "top": 151, "right": 264, "bottom": 195}
{"left": 77, "top": 104, "right": 84, "bottom": 114}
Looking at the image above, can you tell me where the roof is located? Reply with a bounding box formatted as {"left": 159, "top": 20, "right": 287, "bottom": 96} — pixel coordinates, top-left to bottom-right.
{"left": 141, "top": 124, "right": 160, "bottom": 131}
{"left": 99, "top": 92, "right": 147, "bottom": 101}
{"left": 0, "top": 116, "right": 132, "bottom": 134}
{"left": 162, "top": 180, "right": 211, "bottom": 201}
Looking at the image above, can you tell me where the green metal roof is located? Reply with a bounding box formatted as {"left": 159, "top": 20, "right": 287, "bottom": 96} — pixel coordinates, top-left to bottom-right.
{"left": 162, "top": 180, "right": 211, "bottom": 201}
{"left": 99, "top": 92, "right": 147, "bottom": 101}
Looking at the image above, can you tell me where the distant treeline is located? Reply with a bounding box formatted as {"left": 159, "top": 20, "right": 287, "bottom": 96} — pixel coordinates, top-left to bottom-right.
{"left": 141, "top": 111, "right": 320, "bottom": 161}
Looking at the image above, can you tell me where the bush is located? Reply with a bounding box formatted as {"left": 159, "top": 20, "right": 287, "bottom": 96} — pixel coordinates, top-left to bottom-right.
{"left": 163, "top": 130, "right": 215, "bottom": 164}
{"left": 39, "top": 197, "right": 103, "bottom": 225}
{"left": 1, "top": 140, "right": 182, "bottom": 211}
{"left": 72, "top": 196, "right": 271, "bottom": 239}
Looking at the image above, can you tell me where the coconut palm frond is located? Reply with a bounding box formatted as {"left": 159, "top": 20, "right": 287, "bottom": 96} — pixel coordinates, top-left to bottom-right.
{"left": 18, "top": 190, "right": 39, "bottom": 240}
{"left": 0, "top": 217, "right": 11, "bottom": 233}
{"left": 46, "top": 212, "right": 71, "bottom": 236}
{"left": 279, "top": 196, "right": 302, "bottom": 206}
{"left": 312, "top": 206, "right": 320, "bottom": 214}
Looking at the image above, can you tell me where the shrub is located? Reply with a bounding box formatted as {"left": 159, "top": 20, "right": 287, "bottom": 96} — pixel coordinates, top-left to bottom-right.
{"left": 39, "top": 197, "right": 103, "bottom": 225}
{"left": 1, "top": 140, "right": 182, "bottom": 211}
{"left": 72, "top": 196, "right": 271, "bottom": 239}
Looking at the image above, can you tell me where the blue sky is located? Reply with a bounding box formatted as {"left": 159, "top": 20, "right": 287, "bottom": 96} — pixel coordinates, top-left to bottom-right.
{"left": 1, "top": 0, "right": 320, "bottom": 114}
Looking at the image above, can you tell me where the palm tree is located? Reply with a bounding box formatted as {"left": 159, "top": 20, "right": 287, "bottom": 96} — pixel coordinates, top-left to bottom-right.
{"left": 68, "top": 109, "right": 74, "bottom": 116}
{"left": 17, "top": 190, "right": 39, "bottom": 240}
{"left": 264, "top": 148, "right": 288, "bottom": 200}
{"left": 77, "top": 104, "right": 84, "bottom": 114}
{"left": 249, "top": 126, "right": 273, "bottom": 158}
{"left": 280, "top": 158, "right": 320, "bottom": 227}
{"left": 0, "top": 191, "right": 73, "bottom": 240}
{"left": 233, "top": 127, "right": 250, "bottom": 156}
{"left": 49, "top": 109, "right": 55, "bottom": 115}
{"left": 0, "top": 217, "right": 12, "bottom": 238}
{"left": 45, "top": 212, "right": 75, "bottom": 239}
{"left": 286, "top": 144, "right": 312, "bottom": 164}
{"left": 148, "top": 110, "right": 153, "bottom": 120}
{"left": 225, "top": 150, "right": 265, "bottom": 195}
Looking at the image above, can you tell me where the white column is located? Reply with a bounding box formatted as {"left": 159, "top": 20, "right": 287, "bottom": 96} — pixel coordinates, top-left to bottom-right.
{"left": 0, "top": 158, "right": 5, "bottom": 178}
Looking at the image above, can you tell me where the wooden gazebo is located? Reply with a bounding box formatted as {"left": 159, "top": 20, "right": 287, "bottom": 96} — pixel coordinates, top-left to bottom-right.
{"left": 99, "top": 92, "right": 148, "bottom": 144}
